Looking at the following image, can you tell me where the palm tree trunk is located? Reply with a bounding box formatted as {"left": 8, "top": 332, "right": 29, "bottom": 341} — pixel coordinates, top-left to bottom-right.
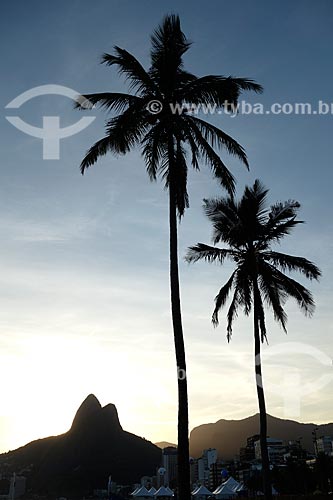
{"left": 168, "top": 139, "right": 191, "bottom": 500}
{"left": 253, "top": 280, "right": 272, "bottom": 500}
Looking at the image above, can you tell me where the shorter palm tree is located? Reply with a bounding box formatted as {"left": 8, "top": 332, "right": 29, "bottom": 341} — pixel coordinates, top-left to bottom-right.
{"left": 186, "top": 180, "right": 321, "bottom": 499}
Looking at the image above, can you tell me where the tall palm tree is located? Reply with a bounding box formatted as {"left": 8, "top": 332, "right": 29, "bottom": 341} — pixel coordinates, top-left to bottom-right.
{"left": 186, "top": 180, "right": 320, "bottom": 499}
{"left": 76, "top": 16, "right": 262, "bottom": 499}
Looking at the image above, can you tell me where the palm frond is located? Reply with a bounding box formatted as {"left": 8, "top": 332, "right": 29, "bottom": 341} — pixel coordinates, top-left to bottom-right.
{"left": 150, "top": 14, "right": 191, "bottom": 94}
{"left": 142, "top": 122, "right": 168, "bottom": 181}
{"left": 178, "top": 75, "right": 239, "bottom": 106}
{"left": 234, "top": 265, "right": 252, "bottom": 315}
{"left": 269, "top": 200, "right": 301, "bottom": 223}
{"left": 185, "top": 243, "right": 236, "bottom": 264}
{"left": 237, "top": 179, "right": 268, "bottom": 241}
{"left": 264, "top": 218, "right": 303, "bottom": 243}
{"left": 186, "top": 120, "right": 236, "bottom": 195}
{"left": 179, "top": 75, "right": 262, "bottom": 108}
{"left": 204, "top": 196, "right": 238, "bottom": 221}
{"left": 80, "top": 136, "right": 115, "bottom": 173}
{"left": 257, "top": 260, "right": 288, "bottom": 332}
{"left": 203, "top": 196, "right": 240, "bottom": 245}
{"left": 212, "top": 271, "right": 236, "bottom": 326}
{"left": 188, "top": 116, "right": 249, "bottom": 168}
{"left": 150, "top": 14, "right": 191, "bottom": 66}
{"left": 241, "top": 179, "right": 268, "bottom": 219}
{"left": 267, "top": 264, "right": 316, "bottom": 316}
{"left": 262, "top": 251, "right": 321, "bottom": 280}
{"left": 230, "top": 77, "right": 263, "bottom": 94}
{"left": 226, "top": 290, "right": 240, "bottom": 341}
{"left": 102, "top": 47, "right": 157, "bottom": 95}
{"left": 81, "top": 106, "right": 149, "bottom": 173}
{"left": 179, "top": 119, "right": 200, "bottom": 170}
{"left": 176, "top": 70, "right": 197, "bottom": 87}
{"left": 105, "top": 105, "right": 150, "bottom": 153}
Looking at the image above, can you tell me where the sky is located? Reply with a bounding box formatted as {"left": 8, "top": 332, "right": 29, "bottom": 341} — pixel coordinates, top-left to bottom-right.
{"left": 0, "top": 0, "right": 332, "bottom": 453}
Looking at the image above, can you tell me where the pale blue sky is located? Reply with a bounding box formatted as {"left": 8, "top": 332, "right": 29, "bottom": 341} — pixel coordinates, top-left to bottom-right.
{"left": 0, "top": 0, "right": 332, "bottom": 452}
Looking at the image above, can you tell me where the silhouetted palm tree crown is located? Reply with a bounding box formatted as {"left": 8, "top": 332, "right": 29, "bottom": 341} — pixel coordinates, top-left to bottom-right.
{"left": 186, "top": 180, "right": 321, "bottom": 338}
{"left": 76, "top": 15, "right": 262, "bottom": 215}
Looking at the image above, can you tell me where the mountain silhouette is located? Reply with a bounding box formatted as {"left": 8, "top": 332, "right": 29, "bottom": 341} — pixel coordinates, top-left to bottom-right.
{"left": 2, "top": 400, "right": 332, "bottom": 496}
{"left": 190, "top": 413, "right": 333, "bottom": 460}
{"left": 0, "top": 395, "right": 161, "bottom": 496}
{"left": 70, "top": 394, "right": 122, "bottom": 433}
